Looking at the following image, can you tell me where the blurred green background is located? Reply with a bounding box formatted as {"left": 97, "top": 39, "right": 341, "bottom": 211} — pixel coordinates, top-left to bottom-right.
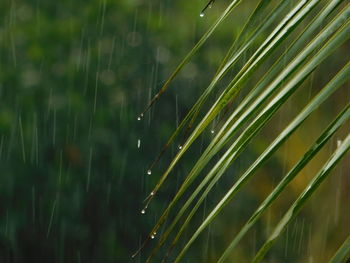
{"left": 0, "top": 0, "right": 349, "bottom": 262}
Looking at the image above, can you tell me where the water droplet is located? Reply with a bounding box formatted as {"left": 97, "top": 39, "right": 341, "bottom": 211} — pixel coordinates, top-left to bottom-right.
{"left": 147, "top": 170, "right": 152, "bottom": 175}
{"left": 141, "top": 209, "right": 146, "bottom": 214}
{"left": 150, "top": 191, "right": 155, "bottom": 196}
{"left": 137, "top": 113, "right": 144, "bottom": 121}
{"left": 200, "top": 12, "right": 205, "bottom": 17}
{"left": 137, "top": 139, "right": 141, "bottom": 148}
{"left": 211, "top": 130, "right": 215, "bottom": 134}
{"left": 178, "top": 145, "right": 183, "bottom": 150}
{"left": 151, "top": 232, "right": 157, "bottom": 239}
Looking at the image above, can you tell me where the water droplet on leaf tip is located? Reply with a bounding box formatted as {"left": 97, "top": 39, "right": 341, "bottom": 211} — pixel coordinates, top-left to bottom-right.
{"left": 141, "top": 209, "right": 146, "bottom": 214}
{"left": 200, "top": 13, "right": 204, "bottom": 17}
{"left": 147, "top": 170, "right": 152, "bottom": 175}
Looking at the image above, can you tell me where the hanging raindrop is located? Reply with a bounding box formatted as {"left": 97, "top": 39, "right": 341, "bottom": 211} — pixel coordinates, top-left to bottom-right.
{"left": 137, "top": 139, "right": 141, "bottom": 148}
{"left": 147, "top": 170, "right": 152, "bottom": 175}
{"left": 178, "top": 145, "right": 183, "bottom": 150}
{"left": 200, "top": 12, "right": 205, "bottom": 17}
{"left": 137, "top": 113, "right": 144, "bottom": 121}
{"left": 141, "top": 209, "right": 146, "bottom": 214}
{"left": 211, "top": 130, "right": 215, "bottom": 134}
{"left": 151, "top": 232, "right": 157, "bottom": 239}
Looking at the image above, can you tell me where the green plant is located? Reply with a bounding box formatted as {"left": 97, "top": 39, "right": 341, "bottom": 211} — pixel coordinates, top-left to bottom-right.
{"left": 136, "top": 0, "right": 350, "bottom": 262}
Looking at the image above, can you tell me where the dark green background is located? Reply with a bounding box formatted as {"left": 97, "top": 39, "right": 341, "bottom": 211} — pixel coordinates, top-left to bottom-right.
{"left": 0, "top": 0, "right": 349, "bottom": 262}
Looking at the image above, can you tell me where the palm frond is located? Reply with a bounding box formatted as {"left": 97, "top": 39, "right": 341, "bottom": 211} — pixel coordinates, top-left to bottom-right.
{"left": 252, "top": 132, "right": 350, "bottom": 262}
{"left": 329, "top": 236, "right": 350, "bottom": 263}
{"left": 139, "top": 0, "right": 350, "bottom": 261}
